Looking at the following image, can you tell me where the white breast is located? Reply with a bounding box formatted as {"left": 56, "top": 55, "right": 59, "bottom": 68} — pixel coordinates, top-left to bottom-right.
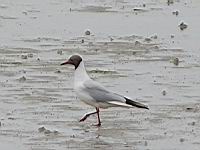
{"left": 74, "top": 61, "right": 96, "bottom": 107}
{"left": 73, "top": 61, "right": 115, "bottom": 108}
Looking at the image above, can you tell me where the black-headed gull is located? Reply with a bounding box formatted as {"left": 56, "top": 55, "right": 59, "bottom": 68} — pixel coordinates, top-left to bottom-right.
{"left": 61, "top": 55, "right": 149, "bottom": 126}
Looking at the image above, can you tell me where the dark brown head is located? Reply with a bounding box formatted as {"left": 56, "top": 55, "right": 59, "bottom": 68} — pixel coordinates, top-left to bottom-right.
{"left": 60, "top": 55, "right": 82, "bottom": 69}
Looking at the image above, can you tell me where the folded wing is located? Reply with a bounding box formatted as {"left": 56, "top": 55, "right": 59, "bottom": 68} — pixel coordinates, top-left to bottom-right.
{"left": 83, "top": 79, "right": 148, "bottom": 109}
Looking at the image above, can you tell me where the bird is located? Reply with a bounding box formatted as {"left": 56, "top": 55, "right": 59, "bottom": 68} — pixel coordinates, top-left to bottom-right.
{"left": 61, "top": 55, "right": 149, "bottom": 126}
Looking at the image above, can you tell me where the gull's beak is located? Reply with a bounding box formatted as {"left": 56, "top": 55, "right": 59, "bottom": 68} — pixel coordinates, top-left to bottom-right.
{"left": 60, "top": 60, "right": 73, "bottom": 66}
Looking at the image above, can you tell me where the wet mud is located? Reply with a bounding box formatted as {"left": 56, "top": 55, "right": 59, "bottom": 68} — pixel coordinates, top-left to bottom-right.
{"left": 1, "top": 0, "right": 200, "bottom": 150}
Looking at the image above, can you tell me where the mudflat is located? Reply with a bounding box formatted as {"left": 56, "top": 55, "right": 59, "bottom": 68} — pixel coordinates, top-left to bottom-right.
{"left": 0, "top": 0, "right": 200, "bottom": 149}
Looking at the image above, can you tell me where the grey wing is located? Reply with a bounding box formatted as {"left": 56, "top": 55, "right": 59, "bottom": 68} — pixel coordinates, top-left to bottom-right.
{"left": 83, "top": 79, "right": 125, "bottom": 103}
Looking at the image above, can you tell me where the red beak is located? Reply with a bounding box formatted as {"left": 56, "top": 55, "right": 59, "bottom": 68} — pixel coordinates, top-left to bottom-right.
{"left": 60, "top": 60, "right": 73, "bottom": 66}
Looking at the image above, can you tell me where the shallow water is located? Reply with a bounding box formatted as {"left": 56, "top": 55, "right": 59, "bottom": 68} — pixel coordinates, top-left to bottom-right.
{"left": 1, "top": 0, "right": 200, "bottom": 150}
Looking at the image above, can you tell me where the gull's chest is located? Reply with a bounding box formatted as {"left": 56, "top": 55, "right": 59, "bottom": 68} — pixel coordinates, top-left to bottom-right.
{"left": 74, "top": 84, "right": 97, "bottom": 107}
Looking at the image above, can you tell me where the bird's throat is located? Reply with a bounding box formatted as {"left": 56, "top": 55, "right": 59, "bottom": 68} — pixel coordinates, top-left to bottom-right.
{"left": 74, "top": 61, "right": 90, "bottom": 87}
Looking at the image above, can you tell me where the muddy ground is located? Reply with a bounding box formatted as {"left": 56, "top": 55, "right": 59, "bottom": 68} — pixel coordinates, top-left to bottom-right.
{"left": 0, "top": 0, "right": 200, "bottom": 149}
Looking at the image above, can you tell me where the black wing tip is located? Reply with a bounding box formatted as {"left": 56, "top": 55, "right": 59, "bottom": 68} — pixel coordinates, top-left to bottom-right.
{"left": 125, "top": 98, "right": 149, "bottom": 110}
{"left": 135, "top": 104, "right": 149, "bottom": 110}
{"left": 141, "top": 104, "right": 149, "bottom": 110}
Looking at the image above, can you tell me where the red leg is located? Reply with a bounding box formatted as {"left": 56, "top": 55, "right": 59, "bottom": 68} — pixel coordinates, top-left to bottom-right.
{"left": 79, "top": 110, "right": 97, "bottom": 122}
{"left": 94, "top": 108, "right": 101, "bottom": 127}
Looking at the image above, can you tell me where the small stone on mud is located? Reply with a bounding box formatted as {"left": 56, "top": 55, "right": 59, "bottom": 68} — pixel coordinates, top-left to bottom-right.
{"left": 132, "top": 51, "right": 136, "bottom": 55}
{"left": 19, "top": 76, "right": 26, "bottom": 82}
{"left": 53, "top": 130, "right": 59, "bottom": 134}
{"left": 55, "top": 70, "right": 61, "bottom": 73}
{"left": 173, "top": 57, "right": 179, "bottom": 66}
{"left": 170, "top": 35, "right": 175, "bottom": 38}
{"left": 27, "top": 53, "right": 33, "bottom": 58}
{"left": 192, "top": 122, "right": 195, "bottom": 126}
{"left": 162, "top": 90, "right": 167, "bottom": 96}
{"left": 85, "top": 29, "right": 91, "bottom": 35}
{"left": 154, "top": 45, "right": 159, "bottom": 49}
{"left": 179, "top": 22, "right": 188, "bottom": 30}
{"left": 188, "top": 121, "right": 196, "bottom": 126}
{"left": 57, "top": 50, "right": 63, "bottom": 55}
{"left": 144, "top": 38, "right": 151, "bottom": 42}
{"left": 22, "top": 11, "right": 28, "bottom": 15}
{"left": 38, "top": 126, "right": 46, "bottom": 132}
{"left": 171, "top": 57, "right": 179, "bottom": 66}
{"left": 180, "top": 138, "right": 185, "bottom": 142}
{"left": 21, "top": 55, "right": 28, "bottom": 59}
{"left": 167, "top": 0, "right": 174, "bottom": 5}
{"left": 172, "top": 10, "right": 179, "bottom": 16}
{"left": 151, "top": 34, "right": 158, "bottom": 39}
{"left": 135, "top": 40, "right": 141, "bottom": 46}
{"left": 38, "top": 126, "right": 58, "bottom": 135}
{"left": 186, "top": 107, "right": 193, "bottom": 111}
{"left": 44, "top": 129, "right": 51, "bottom": 134}
{"left": 70, "top": 135, "right": 75, "bottom": 138}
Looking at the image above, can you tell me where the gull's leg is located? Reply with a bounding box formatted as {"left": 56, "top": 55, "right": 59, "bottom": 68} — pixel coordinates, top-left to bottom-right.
{"left": 79, "top": 110, "right": 97, "bottom": 122}
{"left": 94, "top": 108, "right": 101, "bottom": 127}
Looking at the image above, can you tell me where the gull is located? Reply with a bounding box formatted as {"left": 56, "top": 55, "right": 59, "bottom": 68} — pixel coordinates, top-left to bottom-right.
{"left": 61, "top": 55, "right": 149, "bottom": 126}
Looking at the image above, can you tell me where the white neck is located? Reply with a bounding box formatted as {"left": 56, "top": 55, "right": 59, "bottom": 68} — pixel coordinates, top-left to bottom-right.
{"left": 74, "top": 61, "right": 90, "bottom": 86}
